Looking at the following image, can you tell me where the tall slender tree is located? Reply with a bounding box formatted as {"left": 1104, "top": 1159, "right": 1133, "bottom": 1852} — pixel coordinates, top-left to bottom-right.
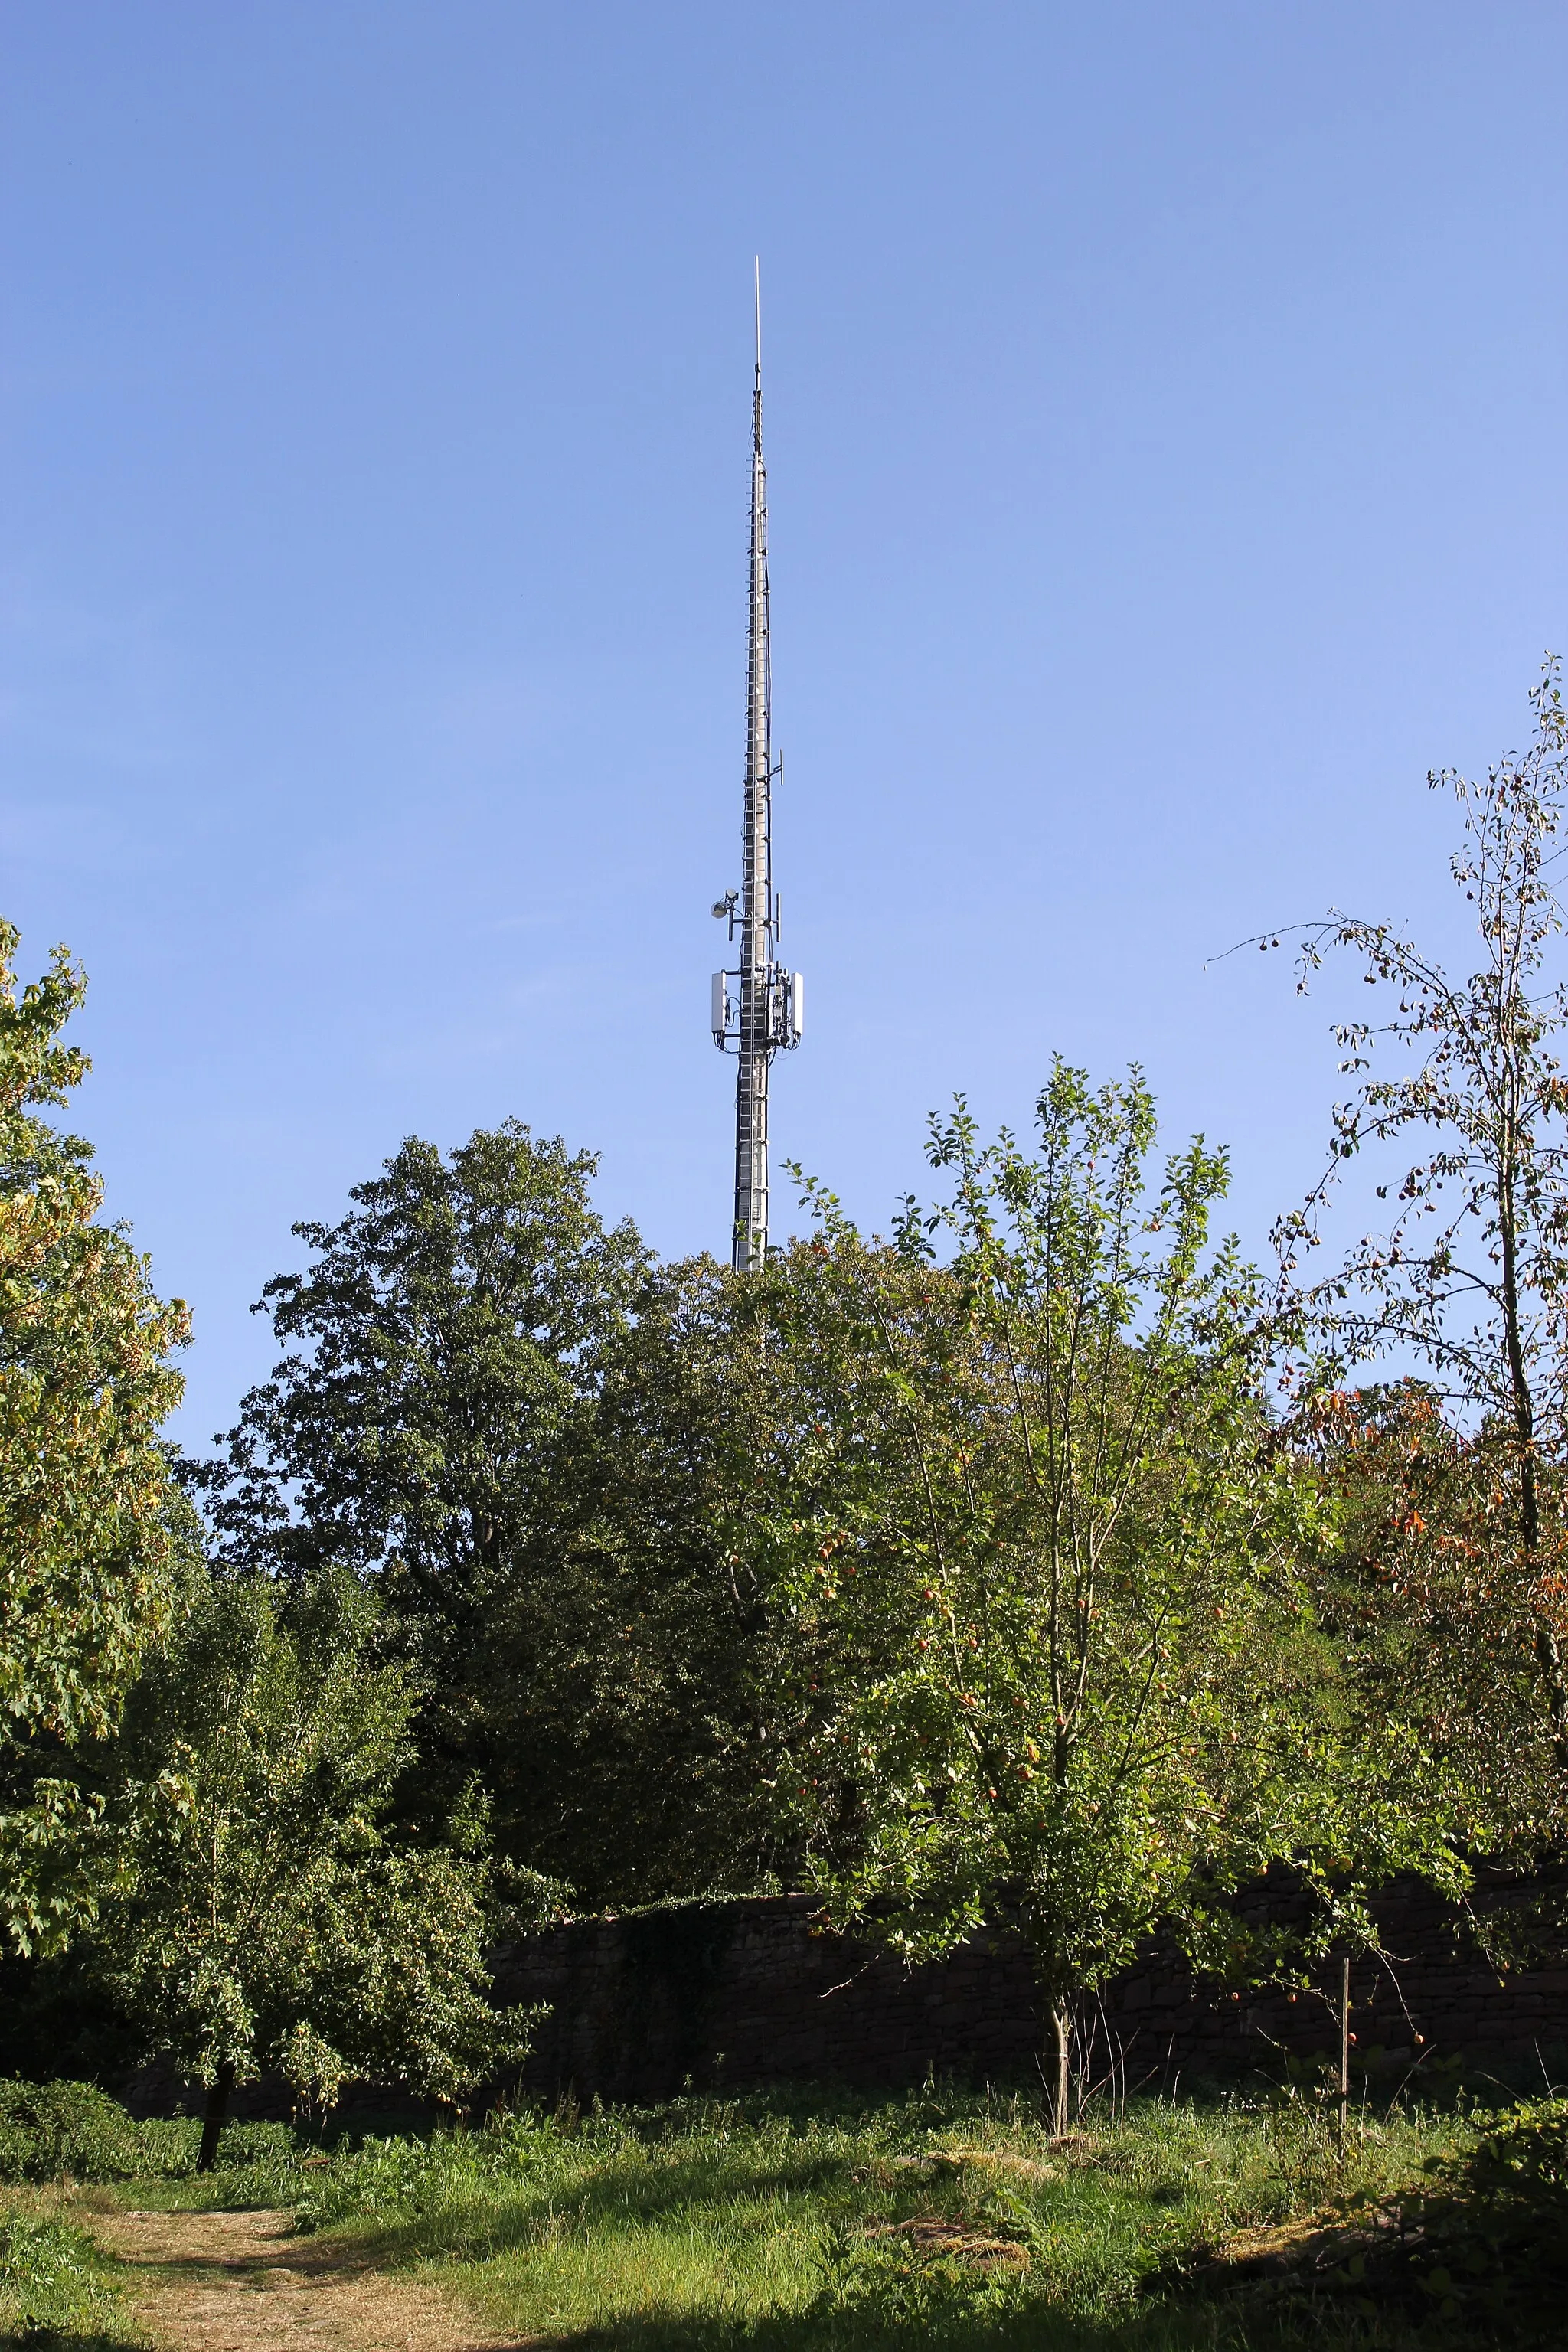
{"left": 1276, "top": 659, "right": 1568, "bottom": 1853}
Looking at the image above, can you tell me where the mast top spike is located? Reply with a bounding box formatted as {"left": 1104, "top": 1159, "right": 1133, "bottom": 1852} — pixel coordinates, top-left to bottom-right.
{"left": 754, "top": 256, "right": 762, "bottom": 377}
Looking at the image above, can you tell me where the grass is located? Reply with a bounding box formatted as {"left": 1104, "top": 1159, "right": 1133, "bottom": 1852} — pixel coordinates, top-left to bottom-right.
{"left": 0, "top": 2207, "right": 142, "bottom": 2350}
{"left": 309, "top": 2086, "right": 1463, "bottom": 2348}
{"left": 112, "top": 2082, "right": 1488, "bottom": 2346}
{"left": 6, "top": 2076, "right": 1563, "bottom": 2348}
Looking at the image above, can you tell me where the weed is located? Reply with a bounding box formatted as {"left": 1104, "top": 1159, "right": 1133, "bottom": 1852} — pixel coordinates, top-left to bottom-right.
{"left": 0, "top": 2215, "right": 136, "bottom": 2348}
{"left": 11, "top": 2076, "right": 1546, "bottom": 2345}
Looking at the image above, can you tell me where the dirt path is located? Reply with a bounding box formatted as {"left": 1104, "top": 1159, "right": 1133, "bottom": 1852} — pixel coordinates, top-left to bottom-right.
{"left": 93, "top": 2207, "right": 528, "bottom": 2352}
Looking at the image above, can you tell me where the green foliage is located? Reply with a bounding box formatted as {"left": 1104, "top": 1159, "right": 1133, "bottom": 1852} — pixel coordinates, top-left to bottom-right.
{"left": 0, "top": 921, "right": 191, "bottom": 1958}
{"left": 0, "top": 2082, "right": 1497, "bottom": 2348}
{"left": 189, "top": 1131, "right": 802, "bottom": 1904}
{"left": 477, "top": 1253, "right": 802, "bottom": 1901}
{"left": 1269, "top": 2096, "right": 1568, "bottom": 2343}
{"left": 1459, "top": 2092, "right": 1568, "bottom": 2201}
{"left": 0, "top": 2082, "right": 141, "bottom": 2184}
{"left": 113, "top": 2112, "right": 335, "bottom": 2187}
{"left": 83, "top": 1566, "right": 530, "bottom": 2135}
{"left": 1281, "top": 659, "right": 1568, "bottom": 1851}
{"left": 754, "top": 1067, "right": 1426, "bottom": 2121}
{"left": 193, "top": 2086, "right": 1454, "bottom": 2349}
{"left": 1302, "top": 1389, "right": 1525, "bottom": 1836}
{"left": 808, "top": 2216, "right": 1028, "bottom": 2336}
{"left": 190, "top": 1121, "right": 645, "bottom": 1648}
{"left": 0, "top": 2215, "right": 131, "bottom": 2347}
{"left": 186, "top": 1122, "right": 655, "bottom": 1866}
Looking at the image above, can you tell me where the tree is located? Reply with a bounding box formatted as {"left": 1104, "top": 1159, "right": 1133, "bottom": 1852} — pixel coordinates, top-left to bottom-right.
{"left": 189, "top": 1129, "right": 828, "bottom": 1903}
{"left": 1276, "top": 658, "right": 1568, "bottom": 1857}
{"left": 472, "top": 1252, "right": 805, "bottom": 1903}
{"left": 754, "top": 1067, "right": 1400, "bottom": 2132}
{"left": 187, "top": 1123, "right": 648, "bottom": 1837}
{"left": 90, "top": 1566, "right": 525, "bottom": 2169}
{"left": 1299, "top": 1383, "right": 1540, "bottom": 1867}
{"left": 0, "top": 922, "right": 191, "bottom": 1956}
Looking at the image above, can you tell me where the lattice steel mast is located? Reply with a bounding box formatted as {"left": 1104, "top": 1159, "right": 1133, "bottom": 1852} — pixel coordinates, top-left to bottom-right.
{"left": 710, "top": 266, "right": 802, "bottom": 1270}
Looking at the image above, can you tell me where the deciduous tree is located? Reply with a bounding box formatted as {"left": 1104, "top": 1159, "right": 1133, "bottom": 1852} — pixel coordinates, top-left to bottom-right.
{"left": 187, "top": 1123, "right": 648, "bottom": 1837}
{"left": 0, "top": 923, "right": 190, "bottom": 1956}
{"left": 1276, "top": 659, "right": 1568, "bottom": 1859}
{"left": 473, "top": 1252, "right": 802, "bottom": 1901}
{"left": 756, "top": 1067, "right": 1422, "bottom": 2128}
{"left": 93, "top": 1566, "right": 527, "bottom": 2169}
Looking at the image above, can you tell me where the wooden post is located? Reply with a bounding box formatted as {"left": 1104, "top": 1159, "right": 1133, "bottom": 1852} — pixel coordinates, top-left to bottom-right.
{"left": 1050, "top": 1999, "right": 1070, "bottom": 2139}
{"left": 1338, "top": 1955, "right": 1351, "bottom": 2159}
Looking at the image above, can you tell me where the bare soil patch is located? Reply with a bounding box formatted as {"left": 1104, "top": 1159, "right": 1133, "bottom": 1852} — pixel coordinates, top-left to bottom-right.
{"left": 92, "top": 2207, "right": 527, "bottom": 2352}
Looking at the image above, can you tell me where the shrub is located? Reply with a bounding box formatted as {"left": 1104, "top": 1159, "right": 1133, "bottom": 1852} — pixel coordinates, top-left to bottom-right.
{"left": 1261, "top": 2096, "right": 1568, "bottom": 2342}
{"left": 0, "top": 2079, "right": 140, "bottom": 2182}
{"left": 1459, "top": 2095, "right": 1568, "bottom": 2204}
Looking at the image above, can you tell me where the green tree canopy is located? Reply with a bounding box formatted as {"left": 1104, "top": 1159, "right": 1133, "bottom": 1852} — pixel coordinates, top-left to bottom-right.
{"left": 190, "top": 1125, "right": 831, "bottom": 1900}
{"left": 91, "top": 1565, "right": 526, "bottom": 2168}
{"left": 473, "top": 1250, "right": 803, "bottom": 1902}
{"left": 754, "top": 1067, "right": 1438, "bottom": 2128}
{"left": 188, "top": 1122, "right": 649, "bottom": 1836}
{"left": 0, "top": 921, "right": 190, "bottom": 1956}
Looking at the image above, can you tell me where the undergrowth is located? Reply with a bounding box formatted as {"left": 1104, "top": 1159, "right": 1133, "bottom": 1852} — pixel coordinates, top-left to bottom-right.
{"left": 0, "top": 2087, "right": 142, "bottom": 2187}
{"left": 8, "top": 2076, "right": 1565, "bottom": 2346}
{"left": 204, "top": 2083, "right": 1472, "bottom": 2346}
{"left": 0, "top": 2214, "right": 138, "bottom": 2350}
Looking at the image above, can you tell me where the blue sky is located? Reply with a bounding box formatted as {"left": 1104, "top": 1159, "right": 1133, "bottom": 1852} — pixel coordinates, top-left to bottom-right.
{"left": 2, "top": 2, "right": 1566, "bottom": 1447}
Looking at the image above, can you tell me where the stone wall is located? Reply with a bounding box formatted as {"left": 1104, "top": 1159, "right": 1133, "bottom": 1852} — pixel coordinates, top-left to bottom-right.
{"left": 492, "top": 1880, "right": 1568, "bottom": 2106}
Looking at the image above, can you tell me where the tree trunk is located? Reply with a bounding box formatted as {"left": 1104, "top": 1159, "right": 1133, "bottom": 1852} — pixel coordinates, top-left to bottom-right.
{"left": 1048, "top": 1998, "right": 1071, "bottom": 2138}
{"left": 197, "top": 2060, "right": 235, "bottom": 2174}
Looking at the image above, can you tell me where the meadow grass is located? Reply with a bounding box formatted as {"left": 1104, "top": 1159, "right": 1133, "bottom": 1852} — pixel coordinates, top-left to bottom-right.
{"left": 192, "top": 2081, "right": 1480, "bottom": 2347}
{"left": 9, "top": 2078, "right": 1555, "bottom": 2347}
{"left": 0, "top": 2203, "right": 141, "bottom": 2350}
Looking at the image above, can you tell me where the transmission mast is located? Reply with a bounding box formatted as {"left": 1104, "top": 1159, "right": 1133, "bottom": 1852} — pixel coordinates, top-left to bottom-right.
{"left": 710, "top": 266, "right": 803, "bottom": 1271}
